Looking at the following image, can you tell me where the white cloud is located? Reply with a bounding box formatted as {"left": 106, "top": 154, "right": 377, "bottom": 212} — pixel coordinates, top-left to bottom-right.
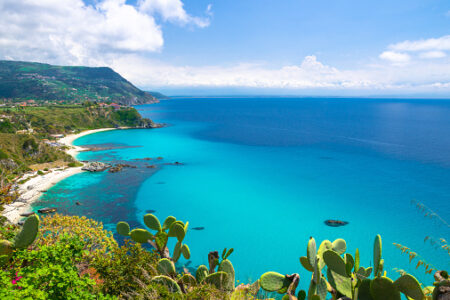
{"left": 389, "top": 35, "right": 450, "bottom": 52}
{"left": 419, "top": 51, "right": 447, "bottom": 59}
{"left": 0, "top": 0, "right": 209, "bottom": 65}
{"left": 0, "top": 2, "right": 449, "bottom": 94}
{"left": 138, "top": 0, "right": 210, "bottom": 28}
{"left": 108, "top": 54, "right": 450, "bottom": 93}
{"left": 379, "top": 51, "right": 411, "bottom": 64}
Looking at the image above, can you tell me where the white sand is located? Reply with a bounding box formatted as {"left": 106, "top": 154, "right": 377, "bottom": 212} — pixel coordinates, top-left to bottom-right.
{"left": 2, "top": 127, "right": 119, "bottom": 223}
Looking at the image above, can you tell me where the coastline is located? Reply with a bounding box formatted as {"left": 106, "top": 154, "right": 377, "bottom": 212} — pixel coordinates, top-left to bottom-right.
{"left": 2, "top": 127, "right": 119, "bottom": 224}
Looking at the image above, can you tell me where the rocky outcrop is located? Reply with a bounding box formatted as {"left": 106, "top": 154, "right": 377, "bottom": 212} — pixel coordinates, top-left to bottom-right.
{"left": 108, "top": 163, "right": 137, "bottom": 173}
{"left": 81, "top": 161, "right": 111, "bottom": 172}
{"left": 0, "top": 159, "right": 18, "bottom": 170}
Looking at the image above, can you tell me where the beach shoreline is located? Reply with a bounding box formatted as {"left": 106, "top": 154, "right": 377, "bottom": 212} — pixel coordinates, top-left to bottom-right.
{"left": 2, "top": 127, "right": 119, "bottom": 224}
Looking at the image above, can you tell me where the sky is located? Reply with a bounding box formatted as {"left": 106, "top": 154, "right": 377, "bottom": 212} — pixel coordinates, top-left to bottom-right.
{"left": 1, "top": 0, "right": 450, "bottom": 96}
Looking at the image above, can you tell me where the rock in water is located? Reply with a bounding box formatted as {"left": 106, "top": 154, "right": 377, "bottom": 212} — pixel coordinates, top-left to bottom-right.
{"left": 324, "top": 219, "right": 349, "bottom": 227}
{"left": 20, "top": 212, "right": 35, "bottom": 217}
{"left": 192, "top": 227, "right": 205, "bottom": 231}
{"left": 81, "top": 161, "right": 111, "bottom": 172}
{"left": 38, "top": 207, "right": 57, "bottom": 214}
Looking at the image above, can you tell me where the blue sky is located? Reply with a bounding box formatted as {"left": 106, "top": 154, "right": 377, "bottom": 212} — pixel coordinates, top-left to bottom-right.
{"left": 1, "top": 0, "right": 450, "bottom": 95}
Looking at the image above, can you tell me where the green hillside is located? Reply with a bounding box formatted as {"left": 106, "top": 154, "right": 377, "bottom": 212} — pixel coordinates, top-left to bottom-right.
{"left": 0, "top": 104, "right": 156, "bottom": 182}
{"left": 0, "top": 60, "right": 158, "bottom": 105}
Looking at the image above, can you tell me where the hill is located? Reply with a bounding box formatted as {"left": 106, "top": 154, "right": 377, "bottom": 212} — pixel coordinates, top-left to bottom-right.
{"left": 0, "top": 60, "right": 158, "bottom": 105}
{"left": 0, "top": 104, "right": 157, "bottom": 182}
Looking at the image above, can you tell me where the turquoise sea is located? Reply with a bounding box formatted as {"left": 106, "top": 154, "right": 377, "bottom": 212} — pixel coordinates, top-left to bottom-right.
{"left": 34, "top": 97, "right": 450, "bottom": 289}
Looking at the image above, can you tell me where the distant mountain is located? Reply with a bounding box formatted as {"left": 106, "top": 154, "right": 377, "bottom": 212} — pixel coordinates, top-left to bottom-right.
{"left": 147, "top": 91, "right": 169, "bottom": 100}
{"left": 0, "top": 60, "right": 158, "bottom": 105}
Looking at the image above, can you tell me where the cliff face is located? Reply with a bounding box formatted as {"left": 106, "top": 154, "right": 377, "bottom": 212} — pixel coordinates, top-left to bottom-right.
{"left": 0, "top": 60, "right": 159, "bottom": 105}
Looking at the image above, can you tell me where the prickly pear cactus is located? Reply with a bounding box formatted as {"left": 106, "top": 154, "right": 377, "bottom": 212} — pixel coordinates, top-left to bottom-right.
{"left": 173, "top": 241, "right": 182, "bottom": 262}
{"left": 370, "top": 277, "right": 401, "bottom": 300}
{"left": 323, "top": 250, "right": 347, "bottom": 277}
{"left": 181, "top": 244, "right": 190, "bottom": 259}
{"left": 143, "top": 214, "right": 161, "bottom": 231}
{"left": 307, "top": 237, "right": 317, "bottom": 268}
{"left": 116, "top": 221, "right": 130, "bottom": 236}
{"left": 157, "top": 258, "right": 176, "bottom": 277}
{"left": 168, "top": 222, "right": 185, "bottom": 242}
{"left": 151, "top": 275, "right": 182, "bottom": 293}
{"left": 162, "top": 216, "right": 176, "bottom": 230}
{"left": 393, "top": 274, "right": 424, "bottom": 300}
{"left": 179, "top": 273, "right": 197, "bottom": 288}
{"left": 14, "top": 214, "right": 39, "bottom": 249}
{"left": 218, "top": 259, "right": 235, "bottom": 291}
{"left": 331, "top": 238, "right": 347, "bottom": 255}
{"left": 300, "top": 256, "right": 314, "bottom": 271}
{"left": 195, "top": 265, "right": 208, "bottom": 283}
{"left": 204, "top": 271, "right": 229, "bottom": 290}
{"left": 358, "top": 278, "right": 374, "bottom": 300}
{"left": 327, "top": 268, "right": 352, "bottom": 298}
{"left": 373, "top": 234, "right": 382, "bottom": 276}
{"left": 260, "top": 271, "right": 291, "bottom": 292}
{"left": 129, "top": 228, "right": 153, "bottom": 243}
{"left": 0, "top": 240, "right": 12, "bottom": 256}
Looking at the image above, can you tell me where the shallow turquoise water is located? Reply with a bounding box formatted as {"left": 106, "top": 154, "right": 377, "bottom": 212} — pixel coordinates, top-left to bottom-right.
{"left": 36, "top": 97, "right": 450, "bottom": 289}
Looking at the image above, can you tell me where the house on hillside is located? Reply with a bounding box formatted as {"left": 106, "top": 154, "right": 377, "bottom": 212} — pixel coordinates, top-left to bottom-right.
{"left": 109, "top": 103, "right": 121, "bottom": 110}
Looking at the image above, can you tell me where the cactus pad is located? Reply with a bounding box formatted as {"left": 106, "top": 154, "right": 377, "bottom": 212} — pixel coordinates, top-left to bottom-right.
{"left": 116, "top": 221, "right": 130, "bottom": 236}
{"left": 218, "top": 259, "right": 235, "bottom": 291}
{"left": 179, "top": 273, "right": 197, "bottom": 288}
{"left": 307, "top": 237, "right": 317, "bottom": 268}
{"left": 154, "top": 231, "right": 168, "bottom": 251}
{"left": 129, "top": 228, "right": 153, "bottom": 243}
{"left": 300, "top": 256, "right": 314, "bottom": 271}
{"left": 358, "top": 279, "right": 374, "bottom": 300}
{"left": 195, "top": 265, "right": 209, "bottom": 283}
{"left": 168, "top": 222, "right": 185, "bottom": 242}
{"left": 323, "top": 250, "right": 347, "bottom": 277}
{"left": 370, "top": 277, "right": 401, "bottom": 300}
{"left": 317, "top": 240, "right": 333, "bottom": 269}
{"left": 162, "top": 216, "right": 176, "bottom": 230}
{"left": 157, "top": 258, "right": 176, "bottom": 276}
{"left": 393, "top": 274, "right": 424, "bottom": 300}
{"left": 260, "top": 271, "right": 291, "bottom": 292}
{"left": 0, "top": 240, "right": 13, "bottom": 256}
{"left": 297, "top": 290, "right": 306, "bottom": 300}
{"left": 327, "top": 268, "right": 352, "bottom": 298}
{"left": 14, "top": 214, "right": 39, "bottom": 249}
{"left": 373, "top": 234, "right": 382, "bottom": 276}
{"left": 181, "top": 243, "right": 191, "bottom": 259}
{"left": 173, "top": 241, "right": 182, "bottom": 262}
{"left": 331, "top": 238, "right": 347, "bottom": 255}
{"left": 316, "top": 277, "right": 328, "bottom": 300}
{"left": 151, "top": 275, "right": 182, "bottom": 293}
{"left": 204, "top": 271, "right": 229, "bottom": 290}
{"left": 345, "top": 253, "right": 354, "bottom": 276}
{"left": 143, "top": 214, "right": 161, "bottom": 231}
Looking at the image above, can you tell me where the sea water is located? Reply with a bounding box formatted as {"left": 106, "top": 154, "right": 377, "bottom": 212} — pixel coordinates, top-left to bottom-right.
{"left": 35, "top": 97, "right": 450, "bottom": 288}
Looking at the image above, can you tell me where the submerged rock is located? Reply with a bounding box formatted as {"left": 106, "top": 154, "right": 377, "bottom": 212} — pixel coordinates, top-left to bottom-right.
{"left": 324, "top": 219, "right": 348, "bottom": 227}
{"left": 76, "top": 201, "right": 82, "bottom": 206}
{"left": 192, "top": 227, "right": 205, "bottom": 231}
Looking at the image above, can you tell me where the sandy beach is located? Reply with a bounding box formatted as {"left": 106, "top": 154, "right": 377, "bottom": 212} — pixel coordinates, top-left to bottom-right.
{"left": 2, "top": 127, "right": 118, "bottom": 223}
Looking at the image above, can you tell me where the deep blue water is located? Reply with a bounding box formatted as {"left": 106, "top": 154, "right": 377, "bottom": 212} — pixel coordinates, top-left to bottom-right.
{"left": 35, "top": 97, "right": 450, "bottom": 289}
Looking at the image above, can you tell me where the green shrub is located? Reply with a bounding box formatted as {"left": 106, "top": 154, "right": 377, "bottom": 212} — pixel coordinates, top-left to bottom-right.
{"left": 0, "top": 235, "right": 108, "bottom": 299}
{"left": 37, "top": 170, "right": 44, "bottom": 175}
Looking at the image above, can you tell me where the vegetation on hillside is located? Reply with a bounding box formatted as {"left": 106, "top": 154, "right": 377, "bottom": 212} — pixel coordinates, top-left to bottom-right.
{"left": 0, "top": 104, "right": 156, "bottom": 198}
{"left": 0, "top": 212, "right": 447, "bottom": 299}
{"left": 0, "top": 60, "right": 158, "bottom": 105}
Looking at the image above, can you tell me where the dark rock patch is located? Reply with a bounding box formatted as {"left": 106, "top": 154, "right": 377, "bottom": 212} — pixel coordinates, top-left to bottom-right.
{"left": 324, "top": 219, "right": 348, "bottom": 227}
